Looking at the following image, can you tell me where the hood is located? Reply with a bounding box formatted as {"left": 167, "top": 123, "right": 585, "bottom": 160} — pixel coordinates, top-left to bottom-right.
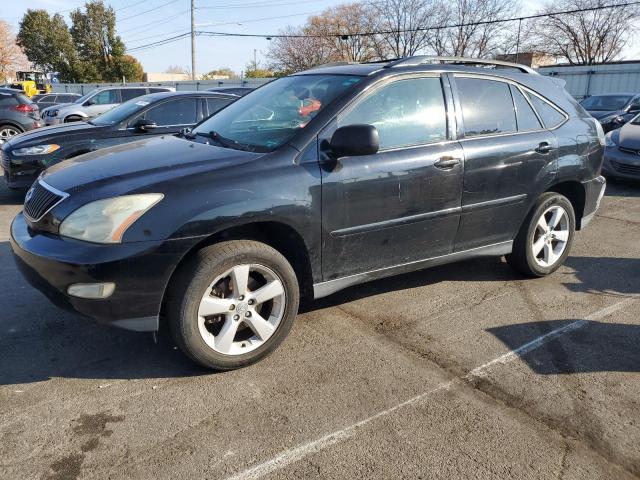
{"left": 613, "top": 122, "right": 640, "bottom": 150}
{"left": 42, "top": 134, "right": 265, "bottom": 194}
{"left": 588, "top": 109, "right": 621, "bottom": 120}
{"left": 5, "top": 122, "right": 103, "bottom": 148}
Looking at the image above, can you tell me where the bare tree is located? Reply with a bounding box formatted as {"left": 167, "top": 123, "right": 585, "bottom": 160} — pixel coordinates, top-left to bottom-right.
{"left": 368, "top": 0, "right": 443, "bottom": 58}
{"left": 534, "top": 0, "right": 639, "bottom": 64}
{"left": 266, "top": 26, "right": 335, "bottom": 74}
{"left": 307, "top": 3, "right": 382, "bottom": 62}
{"left": 429, "top": 0, "right": 519, "bottom": 58}
{"left": 0, "top": 20, "right": 30, "bottom": 83}
{"left": 165, "top": 65, "right": 188, "bottom": 74}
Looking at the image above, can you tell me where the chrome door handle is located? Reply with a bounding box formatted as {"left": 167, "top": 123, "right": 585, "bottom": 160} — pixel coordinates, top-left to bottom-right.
{"left": 434, "top": 157, "right": 461, "bottom": 169}
{"left": 535, "top": 142, "right": 553, "bottom": 154}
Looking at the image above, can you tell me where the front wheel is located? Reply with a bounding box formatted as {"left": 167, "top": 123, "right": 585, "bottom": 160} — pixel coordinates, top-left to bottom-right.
{"left": 506, "top": 192, "right": 576, "bottom": 277}
{"left": 168, "top": 240, "right": 300, "bottom": 370}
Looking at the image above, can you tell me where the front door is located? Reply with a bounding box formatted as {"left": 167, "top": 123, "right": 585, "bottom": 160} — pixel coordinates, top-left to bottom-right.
{"left": 320, "top": 75, "right": 464, "bottom": 281}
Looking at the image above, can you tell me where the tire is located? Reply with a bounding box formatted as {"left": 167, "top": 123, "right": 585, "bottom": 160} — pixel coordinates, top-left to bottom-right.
{"left": 0, "top": 124, "right": 22, "bottom": 144}
{"left": 506, "top": 192, "right": 576, "bottom": 277}
{"left": 64, "top": 116, "right": 83, "bottom": 123}
{"left": 168, "top": 240, "right": 300, "bottom": 370}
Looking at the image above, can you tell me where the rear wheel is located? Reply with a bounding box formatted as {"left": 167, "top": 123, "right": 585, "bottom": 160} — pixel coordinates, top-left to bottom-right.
{"left": 0, "top": 125, "right": 22, "bottom": 144}
{"left": 168, "top": 240, "right": 299, "bottom": 370}
{"left": 64, "top": 115, "right": 83, "bottom": 123}
{"left": 506, "top": 192, "right": 575, "bottom": 277}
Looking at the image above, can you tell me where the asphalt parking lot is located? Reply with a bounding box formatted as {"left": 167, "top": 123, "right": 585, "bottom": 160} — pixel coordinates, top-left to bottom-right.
{"left": 0, "top": 175, "right": 638, "bottom": 480}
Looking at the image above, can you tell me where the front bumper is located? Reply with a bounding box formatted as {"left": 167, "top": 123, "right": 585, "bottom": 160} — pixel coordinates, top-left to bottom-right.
{"left": 45, "top": 117, "right": 63, "bottom": 126}
{"left": 603, "top": 147, "right": 640, "bottom": 180}
{"left": 580, "top": 175, "right": 606, "bottom": 229}
{"left": 10, "top": 213, "right": 199, "bottom": 331}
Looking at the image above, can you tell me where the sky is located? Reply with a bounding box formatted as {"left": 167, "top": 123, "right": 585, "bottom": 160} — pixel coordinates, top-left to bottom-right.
{"left": 2, "top": 0, "right": 639, "bottom": 76}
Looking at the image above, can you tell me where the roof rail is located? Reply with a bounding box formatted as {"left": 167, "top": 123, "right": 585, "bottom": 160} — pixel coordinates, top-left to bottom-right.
{"left": 307, "top": 61, "right": 360, "bottom": 70}
{"left": 384, "top": 56, "right": 538, "bottom": 75}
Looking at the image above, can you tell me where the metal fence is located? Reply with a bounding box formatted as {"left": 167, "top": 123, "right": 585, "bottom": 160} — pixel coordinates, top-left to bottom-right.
{"left": 51, "top": 77, "right": 274, "bottom": 95}
{"left": 538, "top": 61, "right": 640, "bottom": 100}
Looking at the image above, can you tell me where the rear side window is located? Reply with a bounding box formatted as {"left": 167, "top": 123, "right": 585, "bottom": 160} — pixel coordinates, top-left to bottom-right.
{"left": 92, "top": 89, "right": 119, "bottom": 105}
{"left": 339, "top": 77, "right": 447, "bottom": 150}
{"left": 0, "top": 95, "right": 18, "bottom": 107}
{"left": 525, "top": 92, "right": 566, "bottom": 129}
{"left": 121, "top": 88, "right": 147, "bottom": 102}
{"left": 510, "top": 85, "right": 542, "bottom": 131}
{"left": 59, "top": 94, "right": 79, "bottom": 102}
{"left": 145, "top": 98, "right": 197, "bottom": 125}
{"left": 456, "top": 77, "right": 516, "bottom": 137}
{"left": 206, "top": 97, "right": 232, "bottom": 116}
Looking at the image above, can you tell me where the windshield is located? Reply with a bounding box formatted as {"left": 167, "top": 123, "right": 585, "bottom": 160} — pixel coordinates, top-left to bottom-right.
{"left": 631, "top": 114, "right": 640, "bottom": 125}
{"left": 192, "top": 74, "right": 362, "bottom": 152}
{"left": 90, "top": 95, "right": 153, "bottom": 126}
{"left": 580, "top": 94, "right": 633, "bottom": 111}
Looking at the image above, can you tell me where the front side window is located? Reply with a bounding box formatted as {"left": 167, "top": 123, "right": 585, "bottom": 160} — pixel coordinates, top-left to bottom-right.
{"left": 91, "top": 89, "right": 119, "bottom": 105}
{"left": 206, "top": 97, "right": 233, "bottom": 116}
{"left": 525, "top": 92, "right": 566, "bottom": 129}
{"left": 510, "top": 85, "right": 542, "bottom": 132}
{"left": 192, "top": 74, "right": 362, "bottom": 152}
{"left": 457, "top": 77, "right": 516, "bottom": 137}
{"left": 145, "top": 98, "right": 198, "bottom": 125}
{"left": 338, "top": 77, "right": 447, "bottom": 150}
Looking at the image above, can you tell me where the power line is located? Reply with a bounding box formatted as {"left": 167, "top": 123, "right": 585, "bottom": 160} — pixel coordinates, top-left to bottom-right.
{"left": 125, "top": 1, "right": 640, "bottom": 52}
{"left": 118, "top": 0, "right": 181, "bottom": 22}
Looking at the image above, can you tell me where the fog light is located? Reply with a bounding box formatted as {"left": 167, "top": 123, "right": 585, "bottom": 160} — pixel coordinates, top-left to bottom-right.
{"left": 67, "top": 283, "right": 115, "bottom": 299}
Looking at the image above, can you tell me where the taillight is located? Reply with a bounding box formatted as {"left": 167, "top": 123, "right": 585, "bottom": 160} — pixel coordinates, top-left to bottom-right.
{"left": 14, "top": 104, "right": 37, "bottom": 113}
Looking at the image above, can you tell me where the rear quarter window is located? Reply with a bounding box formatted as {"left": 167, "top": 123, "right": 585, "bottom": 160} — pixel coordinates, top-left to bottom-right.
{"left": 525, "top": 91, "right": 566, "bottom": 129}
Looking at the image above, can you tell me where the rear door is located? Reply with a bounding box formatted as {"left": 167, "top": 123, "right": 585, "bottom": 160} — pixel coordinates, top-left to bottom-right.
{"left": 451, "top": 74, "right": 560, "bottom": 251}
{"left": 320, "top": 74, "right": 464, "bottom": 280}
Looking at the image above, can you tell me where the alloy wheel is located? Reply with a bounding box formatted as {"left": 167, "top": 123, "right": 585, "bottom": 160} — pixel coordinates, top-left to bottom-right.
{"left": 197, "top": 263, "right": 286, "bottom": 355}
{"left": 0, "top": 127, "right": 20, "bottom": 144}
{"left": 531, "top": 205, "right": 570, "bottom": 267}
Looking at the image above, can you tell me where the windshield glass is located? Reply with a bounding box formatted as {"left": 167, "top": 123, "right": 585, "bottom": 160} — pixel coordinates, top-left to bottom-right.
{"left": 90, "top": 95, "right": 153, "bottom": 126}
{"left": 192, "top": 74, "right": 362, "bottom": 152}
{"left": 73, "top": 90, "right": 97, "bottom": 104}
{"left": 631, "top": 114, "right": 640, "bottom": 125}
{"left": 580, "top": 94, "right": 633, "bottom": 111}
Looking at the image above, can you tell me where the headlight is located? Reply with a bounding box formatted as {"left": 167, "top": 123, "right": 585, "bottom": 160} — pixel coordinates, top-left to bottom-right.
{"left": 50, "top": 110, "right": 58, "bottom": 117}
{"left": 59, "top": 194, "right": 163, "bottom": 244}
{"left": 599, "top": 114, "right": 623, "bottom": 124}
{"left": 12, "top": 144, "right": 60, "bottom": 156}
{"left": 604, "top": 132, "right": 616, "bottom": 147}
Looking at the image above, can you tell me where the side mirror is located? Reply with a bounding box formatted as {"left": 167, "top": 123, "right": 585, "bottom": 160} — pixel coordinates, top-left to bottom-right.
{"left": 132, "top": 118, "right": 158, "bottom": 132}
{"left": 84, "top": 99, "right": 96, "bottom": 106}
{"left": 329, "top": 124, "right": 379, "bottom": 158}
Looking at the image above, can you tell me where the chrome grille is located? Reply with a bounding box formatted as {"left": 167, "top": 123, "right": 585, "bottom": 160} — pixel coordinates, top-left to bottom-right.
{"left": 24, "top": 181, "right": 67, "bottom": 221}
{"left": 611, "top": 161, "right": 640, "bottom": 176}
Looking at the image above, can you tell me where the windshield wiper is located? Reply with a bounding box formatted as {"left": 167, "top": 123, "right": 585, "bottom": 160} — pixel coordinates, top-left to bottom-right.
{"left": 195, "top": 130, "right": 258, "bottom": 152}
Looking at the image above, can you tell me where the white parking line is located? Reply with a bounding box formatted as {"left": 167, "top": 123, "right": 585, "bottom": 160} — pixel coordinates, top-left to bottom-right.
{"left": 226, "top": 297, "right": 637, "bottom": 480}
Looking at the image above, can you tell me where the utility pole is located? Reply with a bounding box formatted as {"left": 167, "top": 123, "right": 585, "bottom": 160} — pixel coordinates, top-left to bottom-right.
{"left": 191, "top": 0, "right": 196, "bottom": 81}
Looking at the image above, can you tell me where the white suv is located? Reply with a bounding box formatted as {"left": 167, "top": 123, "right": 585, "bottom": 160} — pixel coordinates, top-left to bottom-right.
{"left": 45, "top": 86, "right": 173, "bottom": 125}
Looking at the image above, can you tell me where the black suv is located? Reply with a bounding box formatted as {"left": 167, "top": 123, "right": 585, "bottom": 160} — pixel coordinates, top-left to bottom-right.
{"left": 10, "top": 57, "right": 606, "bottom": 371}
{"left": 2, "top": 91, "right": 236, "bottom": 189}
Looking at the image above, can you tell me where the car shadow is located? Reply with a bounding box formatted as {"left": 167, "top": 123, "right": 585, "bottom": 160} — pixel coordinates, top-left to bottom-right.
{"left": 0, "top": 173, "right": 26, "bottom": 206}
{"left": 604, "top": 177, "right": 640, "bottom": 197}
{"left": 0, "top": 241, "right": 208, "bottom": 385}
{"left": 562, "top": 256, "right": 640, "bottom": 297}
{"left": 486, "top": 319, "right": 640, "bottom": 374}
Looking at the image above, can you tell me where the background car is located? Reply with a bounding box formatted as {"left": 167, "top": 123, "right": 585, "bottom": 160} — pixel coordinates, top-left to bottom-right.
{"left": 580, "top": 93, "right": 640, "bottom": 132}
{"left": 31, "top": 92, "right": 81, "bottom": 109}
{"left": 603, "top": 113, "right": 640, "bottom": 181}
{"left": 45, "top": 86, "right": 174, "bottom": 125}
{"left": 0, "top": 90, "right": 41, "bottom": 145}
{"left": 1, "top": 91, "right": 236, "bottom": 189}
{"left": 207, "top": 86, "right": 254, "bottom": 97}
